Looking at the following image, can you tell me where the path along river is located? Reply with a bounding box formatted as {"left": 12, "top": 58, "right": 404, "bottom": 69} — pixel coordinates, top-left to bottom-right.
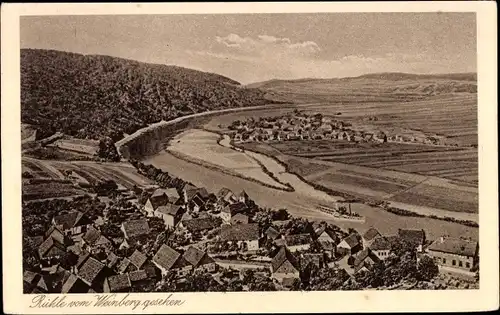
{"left": 145, "top": 129, "right": 478, "bottom": 240}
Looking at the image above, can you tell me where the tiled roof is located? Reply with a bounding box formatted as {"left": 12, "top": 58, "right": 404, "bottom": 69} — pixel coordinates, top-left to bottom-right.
{"left": 271, "top": 247, "right": 299, "bottom": 272}
{"left": 53, "top": 211, "right": 81, "bottom": 230}
{"left": 53, "top": 211, "right": 89, "bottom": 230}
{"left": 398, "top": 229, "right": 426, "bottom": 245}
{"left": 117, "top": 258, "right": 131, "bottom": 274}
{"left": 83, "top": 226, "right": 101, "bottom": 245}
{"left": 223, "top": 202, "right": 248, "bottom": 215}
{"left": 220, "top": 223, "right": 260, "bottom": 241}
{"left": 129, "top": 250, "right": 147, "bottom": 269}
{"left": 129, "top": 270, "right": 148, "bottom": 282}
{"left": 44, "top": 226, "right": 67, "bottom": 245}
{"left": 370, "top": 236, "right": 393, "bottom": 251}
{"left": 151, "top": 188, "right": 169, "bottom": 198}
{"left": 182, "top": 217, "right": 221, "bottom": 232}
{"left": 23, "top": 271, "right": 40, "bottom": 284}
{"left": 182, "top": 246, "right": 213, "bottom": 267}
{"left": 353, "top": 248, "right": 380, "bottom": 267}
{"left": 428, "top": 237, "right": 478, "bottom": 257}
{"left": 77, "top": 257, "right": 105, "bottom": 285}
{"left": 164, "top": 188, "right": 181, "bottom": 202}
{"left": 265, "top": 226, "right": 280, "bottom": 239}
{"left": 156, "top": 204, "right": 183, "bottom": 217}
{"left": 153, "top": 245, "right": 181, "bottom": 271}
{"left": 38, "top": 237, "right": 66, "bottom": 258}
{"left": 363, "top": 228, "right": 381, "bottom": 241}
{"left": 216, "top": 187, "right": 234, "bottom": 201}
{"left": 106, "top": 274, "right": 131, "bottom": 292}
{"left": 341, "top": 233, "right": 360, "bottom": 248}
{"left": 285, "top": 233, "right": 313, "bottom": 246}
{"left": 122, "top": 219, "right": 150, "bottom": 239}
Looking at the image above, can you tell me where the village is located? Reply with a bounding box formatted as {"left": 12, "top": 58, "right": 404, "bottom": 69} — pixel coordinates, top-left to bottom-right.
{"left": 226, "top": 110, "right": 447, "bottom": 146}
{"left": 22, "top": 158, "right": 479, "bottom": 294}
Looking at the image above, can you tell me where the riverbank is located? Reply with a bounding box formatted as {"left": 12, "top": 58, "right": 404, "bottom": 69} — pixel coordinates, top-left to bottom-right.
{"left": 115, "top": 104, "right": 294, "bottom": 159}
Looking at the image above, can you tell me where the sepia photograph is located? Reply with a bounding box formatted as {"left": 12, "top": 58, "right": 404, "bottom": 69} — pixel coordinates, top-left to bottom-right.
{"left": 2, "top": 2, "right": 498, "bottom": 314}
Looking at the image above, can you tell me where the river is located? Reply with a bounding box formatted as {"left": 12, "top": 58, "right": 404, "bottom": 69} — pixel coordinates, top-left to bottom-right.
{"left": 145, "top": 129, "right": 478, "bottom": 240}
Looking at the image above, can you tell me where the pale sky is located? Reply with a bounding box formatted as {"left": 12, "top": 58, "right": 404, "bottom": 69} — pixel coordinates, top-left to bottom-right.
{"left": 20, "top": 13, "right": 476, "bottom": 84}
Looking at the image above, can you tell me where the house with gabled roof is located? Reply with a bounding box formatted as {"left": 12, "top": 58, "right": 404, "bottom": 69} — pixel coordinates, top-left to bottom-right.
{"left": 179, "top": 217, "right": 222, "bottom": 234}
{"left": 81, "top": 226, "right": 113, "bottom": 254}
{"left": 182, "top": 246, "right": 217, "bottom": 273}
{"left": 235, "top": 190, "right": 250, "bottom": 204}
{"left": 337, "top": 233, "right": 362, "bottom": 256}
{"left": 362, "top": 227, "right": 381, "bottom": 248}
{"left": 271, "top": 247, "right": 301, "bottom": 284}
{"left": 104, "top": 273, "right": 131, "bottom": 293}
{"left": 369, "top": 235, "right": 398, "bottom": 260}
{"left": 77, "top": 256, "right": 106, "bottom": 291}
{"left": 144, "top": 188, "right": 170, "bottom": 216}
{"left": 426, "top": 236, "right": 478, "bottom": 272}
{"left": 352, "top": 248, "right": 381, "bottom": 274}
{"left": 221, "top": 202, "right": 249, "bottom": 223}
{"left": 44, "top": 225, "right": 72, "bottom": 246}
{"left": 121, "top": 219, "right": 150, "bottom": 241}
{"left": 265, "top": 226, "right": 281, "bottom": 240}
{"left": 216, "top": 187, "right": 236, "bottom": 207}
{"left": 220, "top": 223, "right": 260, "bottom": 251}
{"left": 155, "top": 203, "right": 184, "bottom": 228}
{"left": 129, "top": 249, "right": 148, "bottom": 270}
{"left": 38, "top": 236, "right": 67, "bottom": 265}
{"left": 52, "top": 211, "right": 92, "bottom": 236}
{"left": 152, "top": 244, "right": 192, "bottom": 277}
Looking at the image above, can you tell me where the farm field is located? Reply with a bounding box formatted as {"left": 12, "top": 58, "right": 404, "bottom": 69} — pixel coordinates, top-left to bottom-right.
{"left": 22, "top": 158, "right": 154, "bottom": 190}
{"left": 22, "top": 180, "right": 85, "bottom": 201}
{"left": 268, "top": 140, "right": 477, "bottom": 186}
{"left": 48, "top": 137, "right": 99, "bottom": 155}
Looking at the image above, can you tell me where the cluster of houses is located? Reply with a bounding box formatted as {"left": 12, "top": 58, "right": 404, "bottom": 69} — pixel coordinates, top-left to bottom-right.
{"left": 24, "top": 178, "right": 479, "bottom": 293}
{"left": 227, "top": 112, "right": 446, "bottom": 146}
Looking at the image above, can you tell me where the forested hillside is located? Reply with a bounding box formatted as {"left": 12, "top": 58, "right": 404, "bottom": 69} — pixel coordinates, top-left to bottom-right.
{"left": 21, "top": 49, "right": 271, "bottom": 140}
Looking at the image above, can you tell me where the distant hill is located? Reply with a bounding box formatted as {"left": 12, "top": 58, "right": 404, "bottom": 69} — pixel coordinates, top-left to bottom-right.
{"left": 21, "top": 49, "right": 270, "bottom": 140}
{"left": 247, "top": 72, "right": 477, "bottom": 103}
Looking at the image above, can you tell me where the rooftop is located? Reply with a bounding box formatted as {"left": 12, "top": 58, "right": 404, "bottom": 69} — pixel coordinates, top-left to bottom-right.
{"left": 129, "top": 250, "right": 147, "bottom": 269}
{"left": 122, "top": 219, "right": 150, "bottom": 239}
{"left": 182, "top": 217, "right": 221, "bottom": 232}
{"left": 156, "top": 203, "right": 183, "bottom": 217}
{"left": 427, "top": 237, "right": 478, "bottom": 257}
{"left": 363, "top": 227, "right": 381, "bottom": 242}
{"left": 271, "top": 247, "right": 300, "bottom": 272}
{"left": 153, "top": 244, "right": 181, "bottom": 271}
{"left": 77, "top": 257, "right": 105, "bottom": 285}
{"left": 285, "top": 233, "right": 313, "bottom": 246}
{"left": 106, "top": 274, "right": 131, "bottom": 292}
{"left": 220, "top": 223, "right": 260, "bottom": 241}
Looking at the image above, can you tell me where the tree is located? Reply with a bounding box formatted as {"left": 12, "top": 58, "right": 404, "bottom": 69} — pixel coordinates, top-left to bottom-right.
{"left": 60, "top": 251, "right": 79, "bottom": 270}
{"left": 417, "top": 255, "right": 439, "bottom": 281}
{"left": 100, "top": 222, "right": 123, "bottom": 239}
{"left": 97, "top": 136, "right": 120, "bottom": 161}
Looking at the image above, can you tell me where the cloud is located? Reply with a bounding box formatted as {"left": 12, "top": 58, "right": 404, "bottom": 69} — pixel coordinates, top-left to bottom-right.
{"left": 183, "top": 33, "right": 458, "bottom": 84}
{"left": 214, "top": 33, "right": 321, "bottom": 56}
